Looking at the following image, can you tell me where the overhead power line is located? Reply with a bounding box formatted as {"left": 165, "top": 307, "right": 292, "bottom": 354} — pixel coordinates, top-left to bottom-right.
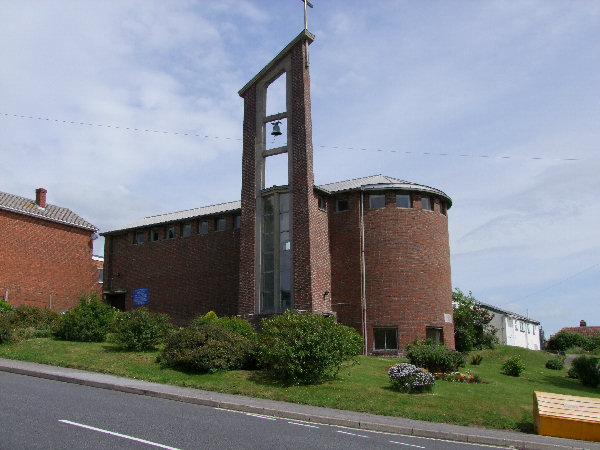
{"left": 1, "top": 112, "right": 587, "bottom": 162}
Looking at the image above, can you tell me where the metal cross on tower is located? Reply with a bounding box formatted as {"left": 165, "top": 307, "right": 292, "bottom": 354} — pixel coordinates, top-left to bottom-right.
{"left": 300, "top": 0, "right": 313, "bottom": 30}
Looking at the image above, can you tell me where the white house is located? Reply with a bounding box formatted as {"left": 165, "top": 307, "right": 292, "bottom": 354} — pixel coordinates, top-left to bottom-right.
{"left": 476, "top": 301, "right": 541, "bottom": 351}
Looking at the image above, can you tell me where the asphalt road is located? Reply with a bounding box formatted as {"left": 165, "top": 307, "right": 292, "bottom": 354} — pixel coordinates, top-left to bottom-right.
{"left": 0, "top": 371, "right": 500, "bottom": 450}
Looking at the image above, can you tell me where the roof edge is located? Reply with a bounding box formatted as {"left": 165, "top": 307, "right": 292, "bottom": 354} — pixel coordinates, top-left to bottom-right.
{"left": 238, "top": 29, "right": 315, "bottom": 97}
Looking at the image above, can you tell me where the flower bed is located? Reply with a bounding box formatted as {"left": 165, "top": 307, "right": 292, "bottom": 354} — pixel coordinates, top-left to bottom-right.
{"left": 388, "top": 363, "right": 435, "bottom": 393}
{"left": 433, "top": 371, "right": 483, "bottom": 383}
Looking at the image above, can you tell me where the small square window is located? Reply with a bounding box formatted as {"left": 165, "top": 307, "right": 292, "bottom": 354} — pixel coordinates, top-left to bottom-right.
{"left": 234, "top": 215, "right": 241, "bottom": 229}
{"left": 374, "top": 327, "right": 398, "bottom": 350}
{"left": 166, "top": 225, "right": 175, "bottom": 239}
{"left": 216, "top": 217, "right": 226, "bottom": 232}
{"left": 150, "top": 228, "right": 159, "bottom": 242}
{"left": 369, "top": 194, "right": 385, "bottom": 209}
{"left": 336, "top": 198, "right": 348, "bottom": 212}
{"left": 134, "top": 230, "right": 144, "bottom": 244}
{"left": 421, "top": 196, "right": 432, "bottom": 211}
{"left": 182, "top": 222, "right": 191, "bottom": 237}
{"left": 199, "top": 221, "right": 208, "bottom": 235}
{"left": 426, "top": 326, "right": 444, "bottom": 345}
{"left": 318, "top": 196, "right": 326, "bottom": 211}
{"left": 396, "top": 194, "right": 411, "bottom": 208}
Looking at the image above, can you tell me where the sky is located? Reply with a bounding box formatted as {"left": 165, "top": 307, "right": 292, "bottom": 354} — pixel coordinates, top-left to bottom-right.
{"left": 1, "top": 0, "right": 599, "bottom": 336}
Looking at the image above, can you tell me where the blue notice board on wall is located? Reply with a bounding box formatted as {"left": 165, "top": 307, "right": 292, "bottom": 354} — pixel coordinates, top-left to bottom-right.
{"left": 133, "top": 288, "right": 149, "bottom": 306}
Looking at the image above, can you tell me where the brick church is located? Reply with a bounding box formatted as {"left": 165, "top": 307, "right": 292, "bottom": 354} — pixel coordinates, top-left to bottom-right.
{"left": 102, "top": 30, "right": 455, "bottom": 354}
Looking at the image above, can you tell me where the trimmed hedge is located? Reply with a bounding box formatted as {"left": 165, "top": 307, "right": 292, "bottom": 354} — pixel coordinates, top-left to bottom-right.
{"left": 570, "top": 355, "right": 600, "bottom": 387}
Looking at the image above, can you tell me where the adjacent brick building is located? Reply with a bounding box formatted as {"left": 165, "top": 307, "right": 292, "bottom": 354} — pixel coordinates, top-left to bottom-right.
{"left": 0, "top": 187, "right": 101, "bottom": 310}
{"left": 103, "top": 30, "right": 455, "bottom": 353}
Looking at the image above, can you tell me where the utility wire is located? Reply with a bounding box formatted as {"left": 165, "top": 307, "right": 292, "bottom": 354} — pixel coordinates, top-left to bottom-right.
{"left": 1, "top": 112, "right": 587, "bottom": 162}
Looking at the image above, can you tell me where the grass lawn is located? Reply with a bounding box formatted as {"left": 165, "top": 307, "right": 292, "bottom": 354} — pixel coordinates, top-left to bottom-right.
{"left": 1, "top": 339, "right": 598, "bottom": 432}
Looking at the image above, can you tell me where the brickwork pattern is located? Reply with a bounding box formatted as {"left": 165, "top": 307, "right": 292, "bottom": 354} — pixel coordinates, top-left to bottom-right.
{"left": 0, "top": 210, "right": 99, "bottom": 310}
{"left": 329, "top": 192, "right": 454, "bottom": 353}
{"left": 104, "top": 215, "right": 240, "bottom": 325}
{"left": 238, "top": 84, "right": 258, "bottom": 316}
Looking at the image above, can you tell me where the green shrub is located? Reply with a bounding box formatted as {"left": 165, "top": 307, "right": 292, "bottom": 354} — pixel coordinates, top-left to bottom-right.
{"left": 0, "top": 299, "right": 13, "bottom": 313}
{"left": 112, "top": 307, "right": 172, "bottom": 351}
{"left": 545, "top": 356, "right": 565, "bottom": 370}
{"left": 406, "top": 341, "right": 465, "bottom": 373}
{"left": 501, "top": 355, "right": 525, "bottom": 377}
{"left": 157, "top": 324, "right": 253, "bottom": 373}
{"left": 470, "top": 354, "right": 483, "bottom": 365}
{"left": 53, "top": 294, "right": 119, "bottom": 342}
{"left": 0, "top": 313, "right": 12, "bottom": 344}
{"left": 582, "top": 335, "right": 600, "bottom": 352}
{"left": 257, "top": 311, "right": 363, "bottom": 384}
{"left": 545, "top": 331, "right": 585, "bottom": 352}
{"left": 567, "top": 366, "right": 578, "bottom": 379}
{"left": 388, "top": 363, "right": 435, "bottom": 393}
{"left": 191, "top": 311, "right": 255, "bottom": 338}
{"left": 570, "top": 355, "right": 600, "bottom": 387}
{"left": 10, "top": 306, "right": 61, "bottom": 337}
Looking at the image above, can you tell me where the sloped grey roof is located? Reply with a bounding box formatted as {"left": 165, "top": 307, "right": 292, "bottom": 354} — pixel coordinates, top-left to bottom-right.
{"left": 0, "top": 190, "right": 98, "bottom": 231}
{"left": 105, "top": 200, "right": 241, "bottom": 234}
{"left": 104, "top": 174, "right": 451, "bottom": 234}
{"left": 317, "top": 174, "right": 452, "bottom": 205}
{"left": 475, "top": 300, "right": 540, "bottom": 324}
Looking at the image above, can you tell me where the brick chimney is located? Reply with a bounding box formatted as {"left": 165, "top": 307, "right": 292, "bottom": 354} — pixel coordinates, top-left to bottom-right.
{"left": 35, "top": 188, "right": 47, "bottom": 208}
{"left": 580, "top": 320, "right": 587, "bottom": 327}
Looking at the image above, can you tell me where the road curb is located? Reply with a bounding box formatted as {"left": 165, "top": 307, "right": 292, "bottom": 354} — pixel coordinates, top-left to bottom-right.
{"left": 1, "top": 361, "right": 596, "bottom": 450}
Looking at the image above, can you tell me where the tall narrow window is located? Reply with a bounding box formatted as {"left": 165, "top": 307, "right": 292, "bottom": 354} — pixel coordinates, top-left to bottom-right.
{"left": 216, "top": 217, "right": 226, "bottom": 232}
{"left": 182, "top": 222, "right": 191, "bottom": 237}
{"left": 260, "top": 192, "right": 291, "bottom": 313}
{"left": 166, "top": 225, "right": 175, "bottom": 239}
{"left": 199, "top": 221, "right": 208, "bottom": 235}
{"left": 421, "top": 196, "right": 432, "bottom": 211}
{"left": 134, "top": 230, "right": 144, "bottom": 244}
{"left": 261, "top": 196, "right": 275, "bottom": 312}
{"left": 150, "top": 228, "right": 159, "bottom": 242}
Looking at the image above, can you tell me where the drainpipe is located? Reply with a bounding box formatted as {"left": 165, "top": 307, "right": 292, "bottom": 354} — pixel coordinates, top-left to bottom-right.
{"left": 360, "top": 191, "right": 368, "bottom": 355}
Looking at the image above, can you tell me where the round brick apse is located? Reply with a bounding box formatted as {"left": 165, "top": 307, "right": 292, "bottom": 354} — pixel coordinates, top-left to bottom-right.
{"left": 329, "top": 188, "right": 454, "bottom": 355}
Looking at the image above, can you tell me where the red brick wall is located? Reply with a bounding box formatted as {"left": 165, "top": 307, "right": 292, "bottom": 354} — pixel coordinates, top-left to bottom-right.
{"left": 104, "top": 215, "right": 240, "bottom": 325}
{"left": 289, "top": 39, "right": 332, "bottom": 313}
{"left": 238, "top": 83, "right": 258, "bottom": 316}
{"left": 0, "top": 209, "right": 98, "bottom": 310}
{"left": 329, "top": 191, "right": 454, "bottom": 354}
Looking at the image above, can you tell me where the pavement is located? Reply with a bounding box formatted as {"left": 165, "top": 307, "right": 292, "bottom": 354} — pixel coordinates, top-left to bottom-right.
{"left": 1, "top": 358, "right": 599, "bottom": 450}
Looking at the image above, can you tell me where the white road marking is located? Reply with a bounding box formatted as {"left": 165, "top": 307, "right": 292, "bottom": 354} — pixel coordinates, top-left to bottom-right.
{"left": 58, "top": 420, "right": 180, "bottom": 449}
{"left": 287, "top": 421, "right": 319, "bottom": 428}
{"left": 244, "top": 412, "right": 277, "bottom": 421}
{"left": 337, "top": 430, "right": 369, "bottom": 438}
{"left": 389, "top": 440, "right": 426, "bottom": 448}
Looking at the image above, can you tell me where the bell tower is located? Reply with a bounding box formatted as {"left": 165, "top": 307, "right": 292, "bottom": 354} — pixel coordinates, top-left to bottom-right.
{"left": 237, "top": 29, "right": 331, "bottom": 317}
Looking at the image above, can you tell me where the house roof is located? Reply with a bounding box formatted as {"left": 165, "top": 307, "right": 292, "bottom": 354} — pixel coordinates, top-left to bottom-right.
{"left": 475, "top": 300, "right": 540, "bottom": 325}
{"left": 103, "top": 174, "right": 452, "bottom": 234}
{"left": 558, "top": 326, "right": 600, "bottom": 338}
{"left": 0, "top": 190, "right": 98, "bottom": 232}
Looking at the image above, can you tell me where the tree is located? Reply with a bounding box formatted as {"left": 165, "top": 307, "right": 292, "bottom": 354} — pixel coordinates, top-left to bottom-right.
{"left": 452, "top": 288, "right": 497, "bottom": 352}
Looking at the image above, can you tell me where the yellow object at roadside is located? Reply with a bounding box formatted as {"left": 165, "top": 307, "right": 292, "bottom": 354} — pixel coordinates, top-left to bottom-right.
{"left": 533, "top": 391, "right": 600, "bottom": 442}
